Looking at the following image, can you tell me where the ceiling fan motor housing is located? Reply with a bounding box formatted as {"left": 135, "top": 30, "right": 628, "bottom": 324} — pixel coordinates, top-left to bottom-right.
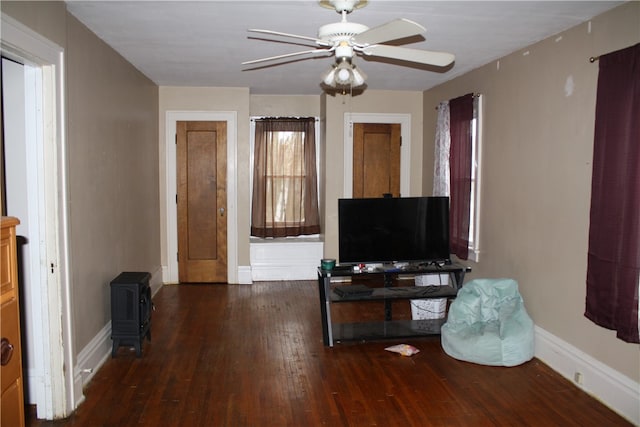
{"left": 318, "top": 22, "right": 369, "bottom": 43}
{"left": 320, "top": 0, "right": 368, "bottom": 13}
{"left": 335, "top": 42, "right": 354, "bottom": 60}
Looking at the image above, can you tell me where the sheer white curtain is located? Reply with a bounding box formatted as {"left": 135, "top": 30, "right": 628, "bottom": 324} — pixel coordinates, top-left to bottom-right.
{"left": 413, "top": 101, "right": 451, "bottom": 321}
{"left": 433, "top": 101, "right": 450, "bottom": 196}
{"left": 251, "top": 118, "right": 320, "bottom": 238}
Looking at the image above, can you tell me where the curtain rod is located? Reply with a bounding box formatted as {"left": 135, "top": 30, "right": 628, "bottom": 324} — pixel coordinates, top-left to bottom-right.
{"left": 435, "top": 93, "right": 482, "bottom": 110}
{"left": 251, "top": 116, "right": 318, "bottom": 122}
{"left": 589, "top": 55, "right": 600, "bottom": 63}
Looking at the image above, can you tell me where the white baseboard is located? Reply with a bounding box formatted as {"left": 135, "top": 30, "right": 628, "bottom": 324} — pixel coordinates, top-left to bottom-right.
{"left": 73, "top": 321, "right": 111, "bottom": 409}
{"left": 161, "top": 264, "right": 174, "bottom": 284}
{"left": 162, "top": 264, "right": 260, "bottom": 284}
{"left": 250, "top": 240, "right": 323, "bottom": 281}
{"left": 149, "top": 266, "right": 163, "bottom": 296}
{"left": 251, "top": 265, "right": 318, "bottom": 281}
{"left": 237, "top": 265, "right": 253, "bottom": 284}
{"left": 535, "top": 326, "right": 639, "bottom": 425}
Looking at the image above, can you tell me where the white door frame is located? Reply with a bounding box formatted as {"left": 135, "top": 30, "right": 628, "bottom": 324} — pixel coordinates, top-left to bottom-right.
{"left": 1, "top": 15, "right": 76, "bottom": 418}
{"left": 164, "top": 111, "right": 238, "bottom": 284}
{"left": 3, "top": 56, "right": 50, "bottom": 416}
{"left": 343, "top": 113, "right": 411, "bottom": 198}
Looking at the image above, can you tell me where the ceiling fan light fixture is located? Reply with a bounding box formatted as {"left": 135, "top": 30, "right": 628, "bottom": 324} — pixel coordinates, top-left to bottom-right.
{"left": 334, "top": 59, "right": 353, "bottom": 85}
{"left": 322, "top": 66, "right": 337, "bottom": 87}
{"left": 336, "top": 68, "right": 351, "bottom": 84}
{"left": 351, "top": 65, "right": 367, "bottom": 86}
{"left": 321, "top": 59, "right": 366, "bottom": 88}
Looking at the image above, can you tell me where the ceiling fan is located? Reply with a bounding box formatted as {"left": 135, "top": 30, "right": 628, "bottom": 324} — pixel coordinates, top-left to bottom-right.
{"left": 242, "top": 0, "right": 455, "bottom": 90}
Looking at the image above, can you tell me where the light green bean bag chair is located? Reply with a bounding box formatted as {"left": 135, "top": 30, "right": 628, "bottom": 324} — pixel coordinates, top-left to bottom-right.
{"left": 441, "top": 278, "right": 534, "bottom": 367}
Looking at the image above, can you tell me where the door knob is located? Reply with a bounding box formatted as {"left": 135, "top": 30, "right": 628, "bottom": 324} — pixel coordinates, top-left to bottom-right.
{"left": 219, "top": 207, "right": 225, "bottom": 216}
{"left": 1, "top": 338, "right": 14, "bottom": 366}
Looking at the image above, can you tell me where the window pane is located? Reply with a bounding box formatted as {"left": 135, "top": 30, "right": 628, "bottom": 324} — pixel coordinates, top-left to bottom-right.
{"left": 265, "top": 130, "right": 307, "bottom": 225}
{"left": 469, "top": 116, "right": 478, "bottom": 246}
{"left": 266, "top": 131, "right": 305, "bottom": 176}
{"left": 266, "top": 177, "right": 306, "bottom": 224}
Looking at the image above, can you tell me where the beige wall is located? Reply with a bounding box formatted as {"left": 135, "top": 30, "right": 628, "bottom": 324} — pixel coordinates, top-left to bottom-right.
{"left": 423, "top": 2, "right": 639, "bottom": 382}
{"left": 1, "top": 1, "right": 66, "bottom": 47}
{"left": 66, "top": 14, "right": 160, "bottom": 350}
{"left": 2, "top": 2, "right": 160, "bottom": 359}
{"left": 250, "top": 95, "right": 321, "bottom": 117}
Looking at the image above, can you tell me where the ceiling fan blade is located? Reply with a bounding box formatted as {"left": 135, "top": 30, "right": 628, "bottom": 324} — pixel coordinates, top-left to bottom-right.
{"left": 248, "top": 29, "right": 331, "bottom": 47}
{"left": 352, "top": 19, "right": 426, "bottom": 46}
{"left": 242, "top": 48, "right": 333, "bottom": 65}
{"left": 361, "top": 44, "right": 455, "bottom": 67}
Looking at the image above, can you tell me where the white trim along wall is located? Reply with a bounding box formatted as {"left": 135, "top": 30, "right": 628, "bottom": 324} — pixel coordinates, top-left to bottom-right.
{"left": 535, "top": 326, "right": 639, "bottom": 425}
{"left": 1, "top": 14, "right": 75, "bottom": 419}
{"left": 250, "top": 238, "right": 323, "bottom": 281}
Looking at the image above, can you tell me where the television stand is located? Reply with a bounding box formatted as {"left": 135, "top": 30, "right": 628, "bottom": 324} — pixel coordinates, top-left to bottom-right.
{"left": 317, "top": 262, "right": 470, "bottom": 347}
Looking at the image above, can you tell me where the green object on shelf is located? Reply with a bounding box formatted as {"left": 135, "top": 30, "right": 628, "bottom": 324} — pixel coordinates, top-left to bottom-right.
{"left": 321, "top": 258, "right": 336, "bottom": 270}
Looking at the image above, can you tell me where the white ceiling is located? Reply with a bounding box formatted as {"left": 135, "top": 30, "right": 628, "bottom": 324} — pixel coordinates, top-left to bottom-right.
{"left": 65, "top": 1, "right": 623, "bottom": 95}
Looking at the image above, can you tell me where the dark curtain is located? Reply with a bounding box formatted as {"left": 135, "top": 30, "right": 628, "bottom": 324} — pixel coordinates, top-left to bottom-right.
{"left": 251, "top": 117, "right": 320, "bottom": 238}
{"left": 448, "top": 93, "right": 474, "bottom": 260}
{"left": 585, "top": 43, "right": 640, "bottom": 343}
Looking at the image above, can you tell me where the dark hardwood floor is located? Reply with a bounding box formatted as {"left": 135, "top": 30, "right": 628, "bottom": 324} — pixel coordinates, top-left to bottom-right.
{"left": 27, "top": 281, "right": 631, "bottom": 426}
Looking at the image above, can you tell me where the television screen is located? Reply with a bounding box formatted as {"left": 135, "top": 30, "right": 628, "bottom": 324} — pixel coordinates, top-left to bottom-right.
{"left": 338, "top": 196, "right": 450, "bottom": 265}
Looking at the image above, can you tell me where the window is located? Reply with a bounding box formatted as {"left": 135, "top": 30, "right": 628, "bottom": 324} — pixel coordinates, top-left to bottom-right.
{"left": 469, "top": 96, "right": 482, "bottom": 257}
{"left": 250, "top": 117, "right": 321, "bottom": 238}
{"left": 434, "top": 94, "right": 482, "bottom": 261}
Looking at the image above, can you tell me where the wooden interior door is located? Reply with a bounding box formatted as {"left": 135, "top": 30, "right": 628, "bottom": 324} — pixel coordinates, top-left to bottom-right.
{"left": 177, "top": 121, "right": 227, "bottom": 283}
{"left": 353, "top": 123, "right": 401, "bottom": 198}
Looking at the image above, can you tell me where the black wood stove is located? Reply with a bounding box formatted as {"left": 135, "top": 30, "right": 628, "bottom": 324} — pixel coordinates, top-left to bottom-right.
{"left": 110, "top": 272, "right": 152, "bottom": 357}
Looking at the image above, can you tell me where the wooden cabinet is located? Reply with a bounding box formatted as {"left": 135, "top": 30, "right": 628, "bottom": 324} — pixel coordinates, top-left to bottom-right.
{"left": 1, "top": 217, "right": 25, "bottom": 427}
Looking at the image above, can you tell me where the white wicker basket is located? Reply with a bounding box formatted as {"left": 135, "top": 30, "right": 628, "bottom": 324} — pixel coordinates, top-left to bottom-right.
{"left": 411, "top": 273, "right": 449, "bottom": 320}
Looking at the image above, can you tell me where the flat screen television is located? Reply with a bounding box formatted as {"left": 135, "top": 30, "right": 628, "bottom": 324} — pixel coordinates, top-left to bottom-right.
{"left": 338, "top": 196, "right": 450, "bottom": 265}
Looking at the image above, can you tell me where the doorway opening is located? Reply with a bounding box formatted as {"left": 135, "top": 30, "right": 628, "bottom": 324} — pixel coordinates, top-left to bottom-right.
{"left": 1, "top": 15, "right": 75, "bottom": 418}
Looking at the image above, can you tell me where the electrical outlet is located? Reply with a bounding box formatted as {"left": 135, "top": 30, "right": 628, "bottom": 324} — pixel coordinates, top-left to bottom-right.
{"left": 574, "top": 372, "right": 584, "bottom": 385}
